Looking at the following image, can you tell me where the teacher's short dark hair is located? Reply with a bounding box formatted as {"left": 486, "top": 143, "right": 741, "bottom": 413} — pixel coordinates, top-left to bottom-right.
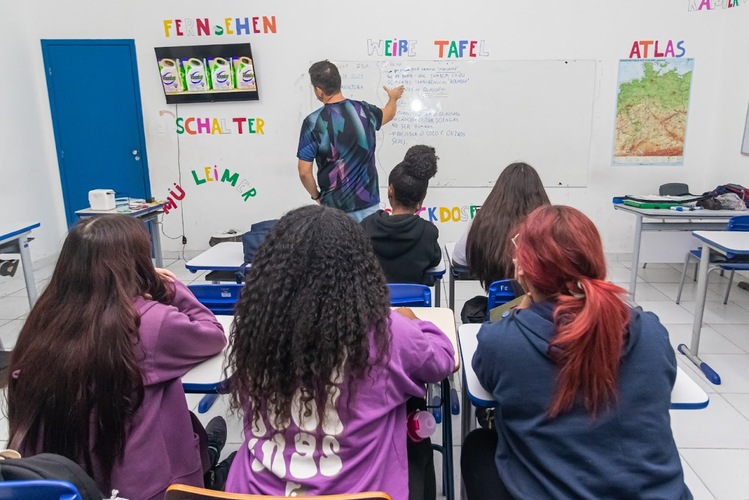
{"left": 309, "top": 60, "right": 341, "bottom": 96}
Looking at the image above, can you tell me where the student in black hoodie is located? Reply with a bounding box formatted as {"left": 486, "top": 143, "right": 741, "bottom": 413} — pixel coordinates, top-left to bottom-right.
{"left": 361, "top": 145, "right": 441, "bottom": 500}
{"left": 361, "top": 145, "right": 442, "bottom": 286}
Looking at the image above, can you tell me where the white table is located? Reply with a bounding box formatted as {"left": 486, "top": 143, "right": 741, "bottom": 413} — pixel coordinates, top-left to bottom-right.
{"left": 681, "top": 231, "right": 749, "bottom": 384}
{"left": 613, "top": 204, "right": 740, "bottom": 297}
{"left": 186, "top": 242, "right": 447, "bottom": 305}
{"left": 182, "top": 307, "right": 459, "bottom": 499}
{"left": 458, "top": 323, "right": 709, "bottom": 433}
{"left": 76, "top": 204, "right": 165, "bottom": 268}
{"left": 0, "top": 222, "right": 40, "bottom": 307}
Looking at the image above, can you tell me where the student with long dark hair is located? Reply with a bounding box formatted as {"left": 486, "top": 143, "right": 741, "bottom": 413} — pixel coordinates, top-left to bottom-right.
{"left": 461, "top": 206, "right": 690, "bottom": 499}
{"left": 452, "top": 162, "right": 549, "bottom": 290}
{"left": 361, "top": 144, "right": 441, "bottom": 286}
{"left": 225, "top": 205, "right": 455, "bottom": 499}
{"left": 7, "top": 215, "right": 227, "bottom": 500}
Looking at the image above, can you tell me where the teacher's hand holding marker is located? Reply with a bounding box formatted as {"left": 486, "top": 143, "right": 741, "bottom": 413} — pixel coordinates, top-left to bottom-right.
{"left": 381, "top": 85, "right": 406, "bottom": 125}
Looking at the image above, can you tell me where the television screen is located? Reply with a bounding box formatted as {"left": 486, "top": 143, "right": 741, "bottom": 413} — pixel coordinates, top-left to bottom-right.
{"left": 154, "top": 43, "right": 259, "bottom": 104}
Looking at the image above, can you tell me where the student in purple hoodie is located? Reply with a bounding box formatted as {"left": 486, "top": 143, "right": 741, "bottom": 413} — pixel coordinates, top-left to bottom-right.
{"left": 225, "top": 205, "right": 455, "bottom": 500}
{"left": 7, "top": 215, "right": 228, "bottom": 500}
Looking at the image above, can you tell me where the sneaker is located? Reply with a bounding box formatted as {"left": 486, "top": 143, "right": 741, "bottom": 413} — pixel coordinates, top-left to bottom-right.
{"left": 205, "top": 416, "right": 227, "bottom": 468}
{"left": 207, "top": 451, "right": 237, "bottom": 491}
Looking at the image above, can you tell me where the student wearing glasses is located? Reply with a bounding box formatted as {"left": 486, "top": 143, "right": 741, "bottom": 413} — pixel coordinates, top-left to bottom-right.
{"left": 461, "top": 206, "right": 690, "bottom": 499}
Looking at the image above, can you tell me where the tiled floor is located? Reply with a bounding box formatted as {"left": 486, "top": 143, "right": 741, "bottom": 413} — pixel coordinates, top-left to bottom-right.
{"left": 2, "top": 255, "right": 749, "bottom": 498}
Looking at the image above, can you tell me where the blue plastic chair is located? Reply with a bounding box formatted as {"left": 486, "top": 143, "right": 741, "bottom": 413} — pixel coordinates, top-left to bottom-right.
{"left": 0, "top": 480, "right": 82, "bottom": 500}
{"left": 187, "top": 283, "right": 243, "bottom": 315}
{"left": 387, "top": 283, "right": 432, "bottom": 307}
{"left": 487, "top": 279, "right": 517, "bottom": 313}
{"left": 676, "top": 215, "right": 749, "bottom": 305}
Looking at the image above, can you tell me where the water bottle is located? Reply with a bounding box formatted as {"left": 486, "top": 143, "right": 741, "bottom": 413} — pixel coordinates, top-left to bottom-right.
{"left": 407, "top": 410, "right": 436, "bottom": 442}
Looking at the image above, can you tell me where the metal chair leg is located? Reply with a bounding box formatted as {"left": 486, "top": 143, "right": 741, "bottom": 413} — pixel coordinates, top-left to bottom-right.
{"left": 676, "top": 253, "right": 693, "bottom": 304}
{"left": 724, "top": 269, "right": 736, "bottom": 304}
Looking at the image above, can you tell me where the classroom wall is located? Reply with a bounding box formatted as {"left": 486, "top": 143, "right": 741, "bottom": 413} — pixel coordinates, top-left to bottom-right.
{"left": 1, "top": 0, "right": 747, "bottom": 260}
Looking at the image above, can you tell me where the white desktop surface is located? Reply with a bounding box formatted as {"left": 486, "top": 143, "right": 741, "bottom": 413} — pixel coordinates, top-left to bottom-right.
{"left": 183, "top": 307, "right": 459, "bottom": 389}
{"left": 458, "top": 323, "right": 709, "bottom": 410}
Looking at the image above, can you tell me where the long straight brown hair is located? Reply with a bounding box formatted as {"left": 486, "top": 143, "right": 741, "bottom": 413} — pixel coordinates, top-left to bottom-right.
{"left": 466, "top": 162, "right": 550, "bottom": 290}
{"left": 6, "top": 215, "right": 174, "bottom": 489}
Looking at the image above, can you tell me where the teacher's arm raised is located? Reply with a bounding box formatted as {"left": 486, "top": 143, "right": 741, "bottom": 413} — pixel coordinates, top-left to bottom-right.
{"left": 381, "top": 85, "right": 405, "bottom": 125}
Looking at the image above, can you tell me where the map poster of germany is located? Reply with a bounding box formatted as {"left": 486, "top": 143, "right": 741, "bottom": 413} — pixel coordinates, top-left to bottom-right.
{"left": 613, "top": 58, "right": 694, "bottom": 165}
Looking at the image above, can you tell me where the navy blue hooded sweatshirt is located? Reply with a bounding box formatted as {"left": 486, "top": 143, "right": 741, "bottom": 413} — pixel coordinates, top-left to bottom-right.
{"left": 473, "top": 301, "right": 691, "bottom": 499}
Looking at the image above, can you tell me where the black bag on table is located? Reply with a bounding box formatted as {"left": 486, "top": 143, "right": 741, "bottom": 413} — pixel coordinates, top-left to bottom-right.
{"left": 242, "top": 219, "right": 279, "bottom": 265}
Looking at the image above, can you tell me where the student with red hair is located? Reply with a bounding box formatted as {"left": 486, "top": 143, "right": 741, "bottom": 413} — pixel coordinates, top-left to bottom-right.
{"left": 461, "top": 205, "right": 690, "bottom": 499}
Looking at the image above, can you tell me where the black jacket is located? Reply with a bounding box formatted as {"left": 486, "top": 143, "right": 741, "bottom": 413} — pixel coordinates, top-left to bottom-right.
{"left": 360, "top": 210, "right": 441, "bottom": 285}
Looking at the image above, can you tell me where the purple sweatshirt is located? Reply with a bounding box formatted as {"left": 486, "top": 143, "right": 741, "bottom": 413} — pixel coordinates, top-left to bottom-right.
{"left": 225, "top": 311, "right": 455, "bottom": 500}
{"left": 22, "top": 281, "right": 226, "bottom": 499}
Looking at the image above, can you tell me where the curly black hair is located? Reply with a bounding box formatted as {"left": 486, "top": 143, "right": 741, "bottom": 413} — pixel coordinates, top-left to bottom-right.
{"left": 388, "top": 145, "right": 438, "bottom": 209}
{"left": 227, "top": 205, "right": 392, "bottom": 428}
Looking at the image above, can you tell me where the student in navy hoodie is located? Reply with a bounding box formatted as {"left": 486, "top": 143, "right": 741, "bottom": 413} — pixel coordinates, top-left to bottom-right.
{"left": 461, "top": 205, "right": 691, "bottom": 500}
{"left": 360, "top": 145, "right": 441, "bottom": 286}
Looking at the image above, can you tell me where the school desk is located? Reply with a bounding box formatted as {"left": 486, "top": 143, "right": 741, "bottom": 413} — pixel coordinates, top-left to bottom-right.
{"left": 680, "top": 231, "right": 749, "bottom": 385}
{"left": 182, "top": 307, "right": 460, "bottom": 500}
{"left": 76, "top": 203, "right": 165, "bottom": 267}
{"left": 613, "top": 204, "right": 740, "bottom": 297}
{"left": 0, "top": 222, "right": 40, "bottom": 307}
{"left": 185, "top": 242, "right": 448, "bottom": 305}
{"left": 458, "top": 323, "right": 709, "bottom": 441}
{"left": 444, "top": 242, "right": 476, "bottom": 311}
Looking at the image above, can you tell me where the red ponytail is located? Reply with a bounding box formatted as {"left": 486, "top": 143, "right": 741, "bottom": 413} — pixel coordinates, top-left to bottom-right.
{"left": 513, "top": 206, "right": 630, "bottom": 418}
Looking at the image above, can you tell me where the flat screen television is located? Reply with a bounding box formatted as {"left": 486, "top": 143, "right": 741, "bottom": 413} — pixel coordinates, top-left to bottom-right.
{"left": 154, "top": 43, "right": 259, "bottom": 104}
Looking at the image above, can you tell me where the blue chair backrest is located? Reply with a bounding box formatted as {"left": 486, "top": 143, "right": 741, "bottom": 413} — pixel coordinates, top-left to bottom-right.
{"left": 388, "top": 283, "right": 432, "bottom": 307}
{"left": 727, "top": 215, "right": 749, "bottom": 232}
{"left": 188, "top": 283, "right": 243, "bottom": 315}
{"left": 487, "top": 279, "right": 517, "bottom": 311}
{"left": 0, "top": 480, "right": 82, "bottom": 500}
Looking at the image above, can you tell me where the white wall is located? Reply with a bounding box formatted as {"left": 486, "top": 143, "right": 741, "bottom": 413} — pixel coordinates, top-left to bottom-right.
{"left": 1, "top": 0, "right": 747, "bottom": 259}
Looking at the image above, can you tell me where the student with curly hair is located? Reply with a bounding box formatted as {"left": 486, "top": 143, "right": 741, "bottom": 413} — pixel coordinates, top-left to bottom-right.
{"left": 361, "top": 144, "right": 441, "bottom": 286}
{"left": 7, "top": 215, "right": 227, "bottom": 500}
{"left": 225, "top": 205, "right": 455, "bottom": 499}
{"left": 461, "top": 206, "right": 690, "bottom": 499}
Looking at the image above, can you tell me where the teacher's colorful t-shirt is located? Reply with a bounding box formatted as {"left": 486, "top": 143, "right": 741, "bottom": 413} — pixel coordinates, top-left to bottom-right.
{"left": 297, "top": 100, "right": 383, "bottom": 213}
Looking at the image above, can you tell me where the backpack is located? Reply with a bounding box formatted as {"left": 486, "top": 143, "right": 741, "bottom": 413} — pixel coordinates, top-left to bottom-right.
{"left": 242, "top": 219, "right": 279, "bottom": 264}
{"left": 0, "top": 453, "right": 105, "bottom": 500}
{"left": 700, "top": 184, "right": 749, "bottom": 209}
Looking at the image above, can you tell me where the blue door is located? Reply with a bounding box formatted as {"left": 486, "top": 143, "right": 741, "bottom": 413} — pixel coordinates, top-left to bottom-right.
{"left": 41, "top": 40, "right": 151, "bottom": 226}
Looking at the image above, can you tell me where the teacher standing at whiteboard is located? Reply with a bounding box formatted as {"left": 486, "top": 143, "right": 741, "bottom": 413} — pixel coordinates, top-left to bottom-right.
{"left": 297, "top": 60, "right": 405, "bottom": 222}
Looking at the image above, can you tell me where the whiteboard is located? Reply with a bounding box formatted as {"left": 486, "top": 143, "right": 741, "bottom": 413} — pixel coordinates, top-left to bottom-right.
{"left": 303, "top": 60, "right": 597, "bottom": 188}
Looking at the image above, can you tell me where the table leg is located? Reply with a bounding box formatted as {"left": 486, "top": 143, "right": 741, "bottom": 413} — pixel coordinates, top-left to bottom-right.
{"left": 148, "top": 215, "right": 164, "bottom": 268}
{"left": 679, "top": 243, "right": 721, "bottom": 384}
{"left": 441, "top": 377, "right": 454, "bottom": 500}
{"left": 18, "top": 235, "right": 38, "bottom": 308}
{"left": 629, "top": 215, "right": 643, "bottom": 297}
{"left": 434, "top": 277, "right": 442, "bottom": 307}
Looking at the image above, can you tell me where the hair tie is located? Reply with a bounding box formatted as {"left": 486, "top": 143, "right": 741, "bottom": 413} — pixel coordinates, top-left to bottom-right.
{"left": 570, "top": 280, "right": 585, "bottom": 299}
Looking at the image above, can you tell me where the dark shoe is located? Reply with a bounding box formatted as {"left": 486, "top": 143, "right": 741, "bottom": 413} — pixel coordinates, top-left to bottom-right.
{"left": 0, "top": 260, "right": 18, "bottom": 277}
{"left": 207, "top": 451, "right": 237, "bottom": 491}
{"left": 205, "top": 416, "right": 227, "bottom": 468}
